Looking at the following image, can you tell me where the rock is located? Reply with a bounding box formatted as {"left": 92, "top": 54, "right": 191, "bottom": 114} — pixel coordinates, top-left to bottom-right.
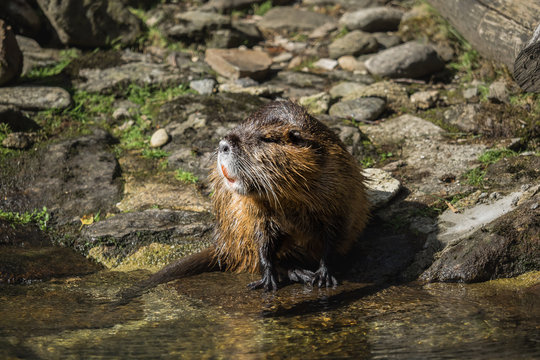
{"left": 443, "top": 104, "right": 480, "bottom": 133}
{"left": 1, "top": 129, "right": 123, "bottom": 225}
{"left": 0, "top": 20, "right": 23, "bottom": 85}
{"left": 80, "top": 209, "right": 213, "bottom": 267}
{"left": 218, "top": 81, "right": 284, "bottom": 97}
{"left": 364, "top": 41, "right": 444, "bottom": 79}
{"left": 410, "top": 90, "right": 439, "bottom": 109}
{"left": 421, "top": 190, "right": 540, "bottom": 283}
{"left": 16, "top": 35, "right": 65, "bottom": 75}
{"left": 0, "top": 86, "right": 71, "bottom": 110}
{"left": 337, "top": 55, "right": 367, "bottom": 72}
{"left": 342, "top": 81, "right": 409, "bottom": 111}
{"left": 328, "top": 30, "right": 378, "bottom": 59}
{"left": 364, "top": 168, "right": 402, "bottom": 209}
{"left": 150, "top": 129, "right": 170, "bottom": 148}
{"left": 372, "top": 32, "right": 402, "bottom": 49}
{"left": 313, "top": 58, "right": 338, "bottom": 71}
{"left": 309, "top": 22, "right": 338, "bottom": 39}
{"left": 202, "top": 0, "right": 264, "bottom": 12}
{"left": 36, "top": 0, "right": 142, "bottom": 47}
{"left": 2, "top": 132, "right": 32, "bottom": 149}
{"left": 298, "top": 92, "right": 330, "bottom": 114}
{"left": 0, "top": 105, "right": 40, "bottom": 132}
{"left": 463, "top": 86, "right": 478, "bottom": 100}
{"left": 488, "top": 81, "right": 509, "bottom": 104}
{"left": 339, "top": 6, "right": 404, "bottom": 32}
{"left": 329, "top": 97, "right": 386, "bottom": 122}
{"left": 190, "top": 79, "right": 216, "bottom": 95}
{"left": 165, "top": 11, "right": 230, "bottom": 42}
{"left": 257, "top": 7, "right": 335, "bottom": 34}
{"left": 205, "top": 48, "right": 272, "bottom": 80}
{"left": 272, "top": 52, "right": 293, "bottom": 63}
{"left": 329, "top": 82, "right": 367, "bottom": 100}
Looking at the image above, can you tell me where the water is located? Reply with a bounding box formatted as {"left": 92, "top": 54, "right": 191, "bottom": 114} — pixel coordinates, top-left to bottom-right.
{"left": 1, "top": 271, "right": 539, "bottom": 359}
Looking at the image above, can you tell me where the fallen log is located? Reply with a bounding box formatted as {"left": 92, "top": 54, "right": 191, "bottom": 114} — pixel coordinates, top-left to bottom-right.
{"left": 428, "top": 0, "right": 540, "bottom": 92}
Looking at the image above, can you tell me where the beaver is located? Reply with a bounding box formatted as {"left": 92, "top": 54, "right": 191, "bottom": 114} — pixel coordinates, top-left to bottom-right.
{"left": 119, "top": 101, "right": 369, "bottom": 300}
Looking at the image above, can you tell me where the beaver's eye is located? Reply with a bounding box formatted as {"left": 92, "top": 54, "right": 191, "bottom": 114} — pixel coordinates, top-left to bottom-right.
{"left": 260, "top": 135, "right": 279, "bottom": 143}
{"left": 288, "top": 130, "right": 302, "bottom": 144}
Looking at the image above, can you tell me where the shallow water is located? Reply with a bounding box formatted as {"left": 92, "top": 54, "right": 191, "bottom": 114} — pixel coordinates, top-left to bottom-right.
{"left": 1, "top": 271, "right": 539, "bottom": 359}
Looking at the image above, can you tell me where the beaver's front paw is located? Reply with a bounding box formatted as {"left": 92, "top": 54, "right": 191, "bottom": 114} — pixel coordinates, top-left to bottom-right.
{"left": 310, "top": 265, "right": 338, "bottom": 288}
{"left": 248, "top": 268, "right": 278, "bottom": 291}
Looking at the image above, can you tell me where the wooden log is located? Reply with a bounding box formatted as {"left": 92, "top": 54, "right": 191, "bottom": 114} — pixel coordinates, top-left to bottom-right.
{"left": 427, "top": 0, "right": 540, "bottom": 73}
{"left": 513, "top": 25, "right": 540, "bottom": 92}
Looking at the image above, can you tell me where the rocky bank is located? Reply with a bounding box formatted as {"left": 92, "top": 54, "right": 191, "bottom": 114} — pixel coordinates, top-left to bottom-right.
{"left": 0, "top": 0, "right": 538, "bottom": 287}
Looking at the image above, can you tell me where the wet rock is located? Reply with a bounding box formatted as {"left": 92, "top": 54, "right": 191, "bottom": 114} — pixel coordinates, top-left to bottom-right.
{"left": 339, "top": 6, "right": 404, "bottom": 32}
{"left": 164, "top": 10, "right": 229, "bottom": 42}
{"left": 2, "top": 132, "right": 32, "bottom": 149}
{"left": 422, "top": 190, "right": 540, "bottom": 283}
{"left": 410, "top": 90, "right": 439, "bottom": 109}
{"left": 1, "top": 129, "right": 123, "bottom": 225}
{"left": 313, "top": 58, "right": 338, "bottom": 71}
{"left": 0, "top": 20, "right": 23, "bottom": 85}
{"left": 328, "top": 30, "right": 378, "bottom": 59}
{"left": 488, "top": 81, "right": 509, "bottom": 104}
{"left": 36, "top": 0, "right": 142, "bottom": 47}
{"left": 298, "top": 92, "right": 330, "bottom": 115}
{"left": 79, "top": 209, "right": 213, "bottom": 266}
{"left": 0, "top": 105, "right": 40, "bottom": 132}
{"left": 443, "top": 104, "right": 480, "bottom": 133}
{"left": 150, "top": 129, "right": 169, "bottom": 148}
{"left": 373, "top": 32, "right": 402, "bottom": 49}
{"left": 337, "top": 55, "right": 367, "bottom": 72}
{"left": 0, "top": 86, "right": 71, "bottom": 110}
{"left": 257, "top": 7, "right": 335, "bottom": 34}
{"left": 329, "top": 97, "right": 386, "bottom": 122}
{"left": 364, "top": 168, "right": 402, "bottom": 209}
{"left": 205, "top": 48, "right": 272, "bottom": 80}
{"left": 190, "top": 79, "right": 216, "bottom": 95}
{"left": 364, "top": 41, "right": 444, "bottom": 78}
{"left": 329, "top": 81, "right": 367, "bottom": 100}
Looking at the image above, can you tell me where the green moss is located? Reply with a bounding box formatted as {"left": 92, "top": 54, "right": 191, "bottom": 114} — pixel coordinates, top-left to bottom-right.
{"left": 175, "top": 169, "right": 198, "bottom": 184}
{"left": 22, "top": 49, "right": 79, "bottom": 80}
{"left": 253, "top": 0, "right": 272, "bottom": 16}
{"left": 462, "top": 167, "right": 486, "bottom": 187}
{"left": 142, "top": 148, "right": 170, "bottom": 159}
{"left": 0, "top": 207, "right": 50, "bottom": 231}
{"left": 479, "top": 148, "right": 517, "bottom": 165}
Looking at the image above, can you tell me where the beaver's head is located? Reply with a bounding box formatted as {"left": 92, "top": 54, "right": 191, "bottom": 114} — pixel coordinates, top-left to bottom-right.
{"left": 216, "top": 101, "right": 344, "bottom": 204}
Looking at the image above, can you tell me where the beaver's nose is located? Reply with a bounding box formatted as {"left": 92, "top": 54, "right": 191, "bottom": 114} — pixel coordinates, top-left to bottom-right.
{"left": 219, "top": 140, "right": 230, "bottom": 154}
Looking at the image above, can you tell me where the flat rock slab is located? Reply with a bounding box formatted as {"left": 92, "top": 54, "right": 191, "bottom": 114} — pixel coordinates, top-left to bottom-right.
{"left": 328, "top": 30, "right": 378, "bottom": 59}
{"left": 364, "top": 41, "right": 444, "bottom": 79}
{"left": 165, "top": 10, "right": 229, "bottom": 40}
{"left": 257, "top": 7, "right": 335, "bottom": 33}
{"left": 329, "top": 97, "right": 386, "bottom": 122}
{"left": 205, "top": 48, "right": 272, "bottom": 80}
{"left": 340, "top": 6, "right": 404, "bottom": 32}
{"left": 364, "top": 168, "right": 402, "bottom": 209}
{"left": 0, "top": 86, "right": 71, "bottom": 110}
{"left": 329, "top": 82, "right": 368, "bottom": 99}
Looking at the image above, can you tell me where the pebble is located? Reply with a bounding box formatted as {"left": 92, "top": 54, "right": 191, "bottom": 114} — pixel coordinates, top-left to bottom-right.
{"left": 329, "top": 97, "right": 386, "bottom": 122}
{"left": 339, "top": 7, "right": 404, "bottom": 32}
{"left": 190, "top": 79, "right": 216, "bottom": 95}
{"left": 2, "top": 132, "right": 31, "bottom": 149}
{"left": 488, "top": 81, "right": 509, "bottom": 103}
{"left": 298, "top": 92, "right": 330, "bottom": 114}
{"left": 338, "top": 55, "right": 367, "bottom": 72}
{"left": 410, "top": 90, "right": 439, "bottom": 109}
{"left": 313, "top": 58, "right": 338, "bottom": 71}
{"left": 328, "top": 30, "right": 378, "bottom": 59}
{"left": 150, "top": 129, "right": 170, "bottom": 148}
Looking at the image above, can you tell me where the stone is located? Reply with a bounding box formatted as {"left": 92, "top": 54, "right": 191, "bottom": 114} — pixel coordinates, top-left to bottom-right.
{"left": 16, "top": 35, "right": 64, "bottom": 75}
{"left": 205, "top": 48, "right": 272, "bottom": 80}
{"left": 218, "top": 82, "right": 284, "bottom": 97}
{"left": 165, "top": 10, "right": 229, "bottom": 41}
{"left": 372, "top": 32, "right": 402, "bottom": 49}
{"left": 342, "top": 81, "right": 410, "bottom": 111}
{"left": 0, "top": 20, "right": 23, "bottom": 85}
{"left": 329, "top": 82, "right": 367, "bottom": 100}
{"left": 190, "top": 79, "right": 216, "bottom": 95}
{"left": 410, "top": 90, "right": 439, "bottom": 109}
{"left": 272, "top": 52, "right": 293, "bottom": 63}
{"left": 339, "top": 6, "right": 404, "bottom": 32}
{"left": 36, "top": 0, "right": 142, "bottom": 47}
{"left": 150, "top": 129, "right": 170, "bottom": 148}
{"left": 329, "top": 97, "right": 386, "bottom": 122}
{"left": 443, "top": 104, "right": 480, "bottom": 133}
{"left": 364, "top": 168, "right": 402, "bottom": 209}
{"left": 364, "top": 41, "right": 444, "bottom": 78}
{"left": 313, "top": 58, "right": 338, "bottom": 71}
{"left": 2, "top": 132, "right": 32, "bottom": 149}
{"left": 202, "top": 0, "right": 264, "bottom": 12}
{"left": 337, "top": 55, "right": 367, "bottom": 72}
{"left": 298, "top": 92, "right": 330, "bottom": 115}
{"left": 328, "top": 30, "right": 378, "bottom": 59}
{"left": 112, "top": 108, "right": 131, "bottom": 121}
{"left": 309, "top": 22, "right": 338, "bottom": 39}
{"left": 463, "top": 86, "right": 478, "bottom": 100}
{"left": 488, "top": 81, "right": 509, "bottom": 104}
{"left": 0, "top": 86, "right": 71, "bottom": 110}
{"left": 257, "top": 7, "right": 335, "bottom": 33}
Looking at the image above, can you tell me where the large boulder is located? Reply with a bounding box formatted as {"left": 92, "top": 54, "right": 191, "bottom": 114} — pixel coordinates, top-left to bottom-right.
{"left": 36, "top": 0, "right": 143, "bottom": 47}
{"left": 0, "top": 20, "right": 23, "bottom": 86}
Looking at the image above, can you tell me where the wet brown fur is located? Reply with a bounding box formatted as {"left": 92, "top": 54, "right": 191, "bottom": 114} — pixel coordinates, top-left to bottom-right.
{"left": 118, "top": 101, "right": 369, "bottom": 301}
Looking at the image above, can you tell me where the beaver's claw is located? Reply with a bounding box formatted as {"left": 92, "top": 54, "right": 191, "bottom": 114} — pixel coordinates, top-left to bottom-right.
{"left": 248, "top": 268, "right": 278, "bottom": 291}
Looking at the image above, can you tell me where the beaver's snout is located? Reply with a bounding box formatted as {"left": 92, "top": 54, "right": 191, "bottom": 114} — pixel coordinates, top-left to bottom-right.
{"left": 218, "top": 139, "right": 231, "bottom": 154}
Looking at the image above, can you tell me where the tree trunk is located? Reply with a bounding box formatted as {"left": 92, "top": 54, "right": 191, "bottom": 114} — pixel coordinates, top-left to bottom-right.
{"left": 427, "top": 0, "right": 540, "bottom": 76}
{"left": 513, "top": 25, "right": 540, "bottom": 92}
